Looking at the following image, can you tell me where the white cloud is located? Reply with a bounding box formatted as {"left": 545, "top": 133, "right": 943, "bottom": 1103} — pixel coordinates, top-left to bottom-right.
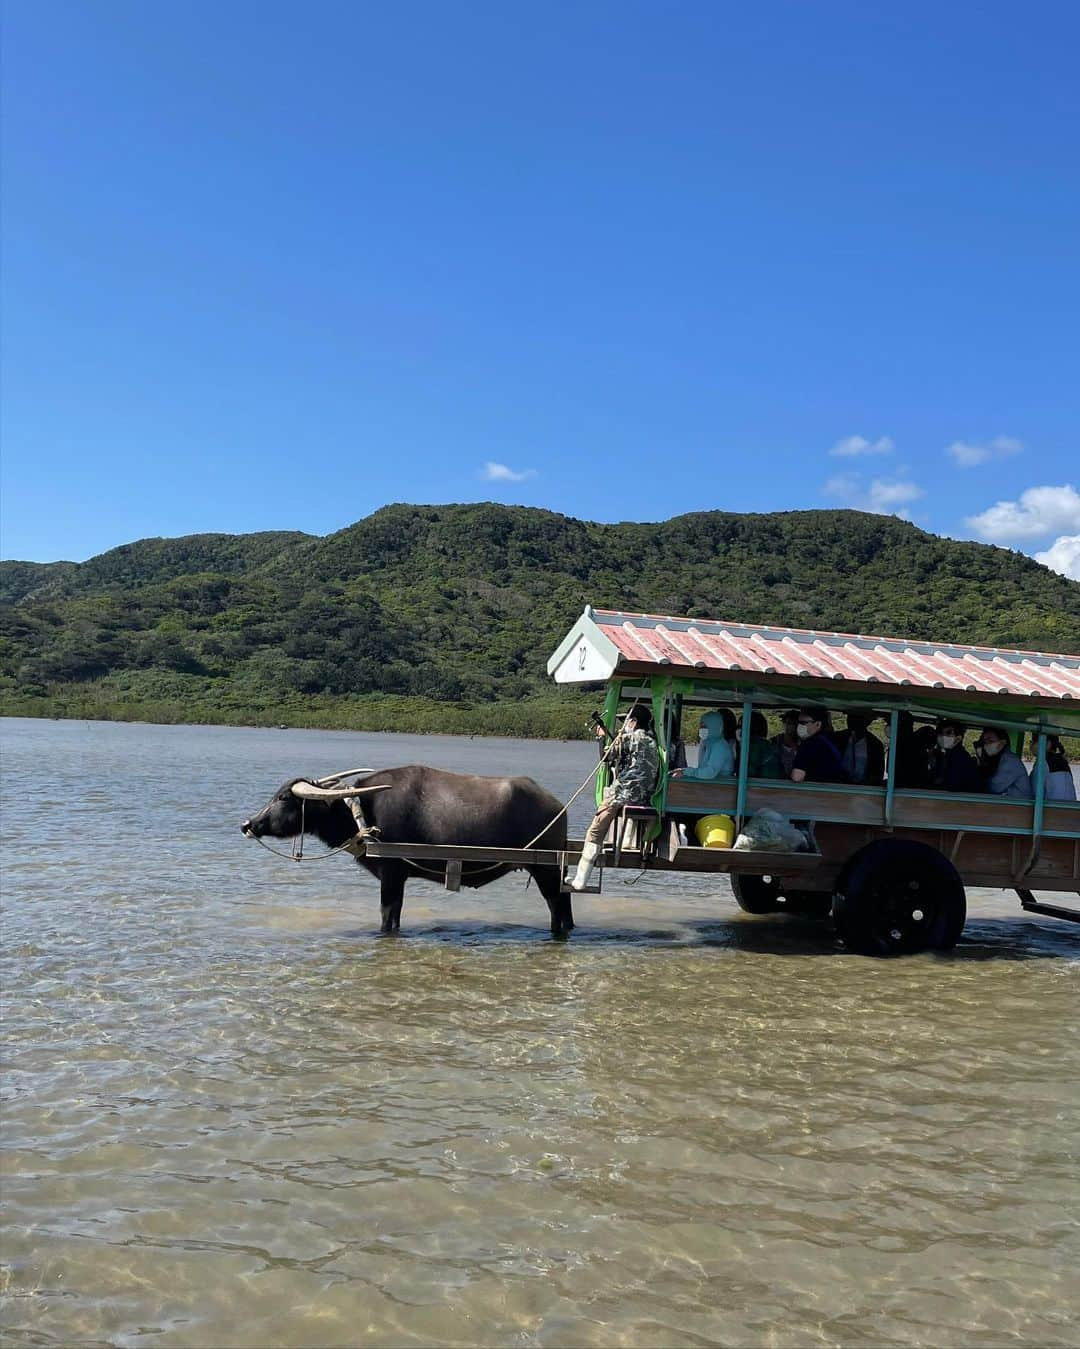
{"left": 829, "top": 434, "right": 894, "bottom": 458}
{"left": 822, "top": 473, "right": 924, "bottom": 519}
{"left": 966, "top": 484, "right": 1080, "bottom": 542}
{"left": 822, "top": 472, "right": 858, "bottom": 499}
{"left": 868, "top": 479, "right": 924, "bottom": 513}
{"left": 481, "top": 461, "right": 537, "bottom": 483}
{"left": 948, "top": 442, "right": 991, "bottom": 467}
{"left": 1034, "top": 534, "right": 1080, "bottom": 581}
{"left": 946, "top": 435, "right": 1023, "bottom": 468}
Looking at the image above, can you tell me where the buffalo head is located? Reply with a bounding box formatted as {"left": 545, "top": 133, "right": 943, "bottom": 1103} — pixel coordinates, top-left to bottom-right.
{"left": 241, "top": 772, "right": 387, "bottom": 845}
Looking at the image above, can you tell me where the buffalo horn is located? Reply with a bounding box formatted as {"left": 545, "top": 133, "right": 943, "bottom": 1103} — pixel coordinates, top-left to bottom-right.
{"left": 291, "top": 781, "right": 391, "bottom": 801}
{"left": 314, "top": 768, "right": 377, "bottom": 786}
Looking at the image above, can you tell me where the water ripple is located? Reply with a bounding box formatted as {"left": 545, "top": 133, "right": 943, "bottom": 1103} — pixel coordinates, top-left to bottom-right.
{"left": 2, "top": 718, "right": 1078, "bottom": 1347}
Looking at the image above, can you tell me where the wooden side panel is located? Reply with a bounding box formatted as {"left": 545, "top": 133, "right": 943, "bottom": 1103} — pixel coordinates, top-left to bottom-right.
{"left": 813, "top": 822, "right": 883, "bottom": 863}
{"left": 666, "top": 780, "right": 738, "bottom": 813}
{"left": 665, "top": 778, "right": 1080, "bottom": 840}
{"left": 951, "top": 833, "right": 1017, "bottom": 877}
{"left": 1046, "top": 802, "right": 1080, "bottom": 838}
{"left": 666, "top": 779, "right": 886, "bottom": 823}
{"left": 664, "top": 785, "right": 1080, "bottom": 889}
{"left": 892, "top": 793, "right": 1032, "bottom": 832}
{"left": 761, "top": 784, "right": 886, "bottom": 825}
{"left": 1023, "top": 837, "right": 1080, "bottom": 883}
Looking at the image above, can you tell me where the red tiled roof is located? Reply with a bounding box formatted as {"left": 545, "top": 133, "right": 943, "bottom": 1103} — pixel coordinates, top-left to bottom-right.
{"left": 591, "top": 609, "right": 1080, "bottom": 703}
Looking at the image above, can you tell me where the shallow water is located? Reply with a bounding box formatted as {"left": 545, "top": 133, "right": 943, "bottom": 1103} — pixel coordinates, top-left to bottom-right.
{"left": 2, "top": 717, "right": 1078, "bottom": 1347}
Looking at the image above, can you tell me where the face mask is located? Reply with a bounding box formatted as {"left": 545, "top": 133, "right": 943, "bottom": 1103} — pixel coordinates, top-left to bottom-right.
{"left": 797, "top": 724, "right": 812, "bottom": 740}
{"left": 698, "top": 727, "right": 709, "bottom": 742}
{"left": 938, "top": 735, "right": 957, "bottom": 750}
{"left": 983, "top": 741, "right": 1004, "bottom": 756}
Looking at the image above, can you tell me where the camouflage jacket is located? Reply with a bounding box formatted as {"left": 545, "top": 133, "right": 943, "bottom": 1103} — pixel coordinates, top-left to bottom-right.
{"left": 611, "top": 729, "right": 660, "bottom": 805}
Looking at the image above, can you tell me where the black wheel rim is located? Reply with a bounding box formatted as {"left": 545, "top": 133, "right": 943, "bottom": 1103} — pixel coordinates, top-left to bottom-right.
{"left": 866, "top": 871, "right": 940, "bottom": 952}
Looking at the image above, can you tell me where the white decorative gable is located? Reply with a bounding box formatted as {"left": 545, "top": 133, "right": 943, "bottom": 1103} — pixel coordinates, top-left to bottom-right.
{"left": 546, "top": 609, "right": 622, "bottom": 684}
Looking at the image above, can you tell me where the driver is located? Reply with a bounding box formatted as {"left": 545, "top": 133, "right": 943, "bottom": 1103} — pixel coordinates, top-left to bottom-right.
{"left": 570, "top": 705, "right": 659, "bottom": 892}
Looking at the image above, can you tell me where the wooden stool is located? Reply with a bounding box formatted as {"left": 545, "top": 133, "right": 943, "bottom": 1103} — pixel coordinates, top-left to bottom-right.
{"left": 614, "top": 805, "right": 659, "bottom": 865}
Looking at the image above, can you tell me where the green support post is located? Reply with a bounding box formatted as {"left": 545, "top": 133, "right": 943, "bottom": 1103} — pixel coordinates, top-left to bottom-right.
{"left": 595, "top": 681, "right": 621, "bottom": 808}
{"left": 735, "top": 693, "right": 753, "bottom": 827}
{"left": 885, "top": 708, "right": 899, "bottom": 827}
{"left": 1019, "top": 726, "right": 1049, "bottom": 877}
{"left": 648, "top": 677, "right": 670, "bottom": 839}
{"left": 1032, "top": 727, "right": 1048, "bottom": 840}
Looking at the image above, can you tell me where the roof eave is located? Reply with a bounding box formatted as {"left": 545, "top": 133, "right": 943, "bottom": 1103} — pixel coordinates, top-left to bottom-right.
{"left": 611, "top": 659, "right": 1080, "bottom": 721}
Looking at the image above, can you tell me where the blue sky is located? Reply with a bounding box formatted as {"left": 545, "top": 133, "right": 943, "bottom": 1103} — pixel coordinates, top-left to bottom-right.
{"left": 2, "top": 0, "right": 1078, "bottom": 577}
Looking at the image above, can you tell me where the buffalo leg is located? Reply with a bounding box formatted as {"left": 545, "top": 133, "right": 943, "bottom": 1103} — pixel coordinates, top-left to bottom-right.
{"left": 530, "top": 865, "right": 574, "bottom": 938}
{"left": 379, "top": 862, "right": 406, "bottom": 933}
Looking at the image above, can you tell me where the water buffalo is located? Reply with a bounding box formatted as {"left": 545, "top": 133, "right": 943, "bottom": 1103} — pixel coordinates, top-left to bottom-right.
{"left": 240, "top": 765, "right": 574, "bottom": 937}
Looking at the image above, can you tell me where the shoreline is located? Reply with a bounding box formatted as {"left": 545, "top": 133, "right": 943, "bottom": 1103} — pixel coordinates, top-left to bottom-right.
{"left": 0, "top": 696, "right": 597, "bottom": 741}
{"left": 0, "top": 712, "right": 591, "bottom": 747}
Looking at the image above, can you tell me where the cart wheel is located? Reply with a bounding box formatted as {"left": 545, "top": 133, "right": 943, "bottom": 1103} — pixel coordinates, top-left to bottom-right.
{"left": 782, "top": 890, "right": 834, "bottom": 919}
{"left": 731, "top": 873, "right": 783, "bottom": 914}
{"left": 834, "top": 840, "right": 966, "bottom": 956}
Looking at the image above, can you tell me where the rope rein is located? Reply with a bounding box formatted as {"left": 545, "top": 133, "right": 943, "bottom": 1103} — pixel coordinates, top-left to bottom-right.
{"left": 521, "top": 754, "right": 605, "bottom": 850}
{"left": 251, "top": 827, "right": 383, "bottom": 864}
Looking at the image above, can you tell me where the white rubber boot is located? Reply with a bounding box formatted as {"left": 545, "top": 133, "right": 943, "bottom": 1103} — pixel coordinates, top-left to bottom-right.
{"left": 570, "top": 841, "right": 600, "bottom": 892}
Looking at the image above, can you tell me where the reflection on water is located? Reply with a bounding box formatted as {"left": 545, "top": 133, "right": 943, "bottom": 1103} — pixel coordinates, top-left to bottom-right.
{"left": 2, "top": 718, "right": 1078, "bottom": 1347}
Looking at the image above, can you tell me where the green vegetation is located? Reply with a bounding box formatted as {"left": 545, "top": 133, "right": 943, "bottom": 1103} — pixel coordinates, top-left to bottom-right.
{"left": 2, "top": 504, "right": 1078, "bottom": 737}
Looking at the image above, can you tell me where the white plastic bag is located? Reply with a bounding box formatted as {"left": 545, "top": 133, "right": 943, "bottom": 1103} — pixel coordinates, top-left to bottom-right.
{"left": 732, "top": 808, "right": 810, "bottom": 853}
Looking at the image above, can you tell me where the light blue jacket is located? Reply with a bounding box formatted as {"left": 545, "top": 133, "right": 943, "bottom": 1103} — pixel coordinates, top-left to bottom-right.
{"left": 1039, "top": 769, "right": 1077, "bottom": 802}
{"left": 681, "top": 711, "right": 736, "bottom": 780}
{"left": 986, "top": 749, "right": 1034, "bottom": 799}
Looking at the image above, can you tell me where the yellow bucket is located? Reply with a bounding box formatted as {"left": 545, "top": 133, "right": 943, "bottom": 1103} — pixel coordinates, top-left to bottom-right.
{"left": 695, "top": 813, "right": 735, "bottom": 848}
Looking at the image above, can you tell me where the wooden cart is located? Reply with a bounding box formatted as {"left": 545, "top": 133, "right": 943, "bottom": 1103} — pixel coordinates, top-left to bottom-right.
{"left": 544, "top": 607, "right": 1080, "bottom": 953}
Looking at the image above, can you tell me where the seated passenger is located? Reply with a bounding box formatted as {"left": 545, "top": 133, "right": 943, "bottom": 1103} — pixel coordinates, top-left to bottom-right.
{"left": 736, "top": 711, "right": 783, "bottom": 778}
{"left": 670, "top": 710, "right": 735, "bottom": 780}
{"left": 790, "top": 707, "right": 850, "bottom": 784}
{"left": 771, "top": 710, "right": 800, "bottom": 777}
{"left": 913, "top": 724, "right": 939, "bottom": 777}
{"left": 1033, "top": 735, "right": 1077, "bottom": 802}
{"left": 835, "top": 713, "right": 885, "bottom": 785}
{"left": 667, "top": 732, "right": 688, "bottom": 771}
{"left": 976, "top": 727, "right": 1034, "bottom": 799}
{"left": 928, "top": 720, "right": 983, "bottom": 793}
{"left": 888, "top": 712, "right": 929, "bottom": 789}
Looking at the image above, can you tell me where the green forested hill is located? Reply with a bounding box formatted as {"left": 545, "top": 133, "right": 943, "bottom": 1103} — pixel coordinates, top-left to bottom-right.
{"left": 2, "top": 505, "right": 1078, "bottom": 736}
{"left": 0, "top": 559, "right": 79, "bottom": 606}
{"left": 3, "top": 530, "right": 312, "bottom": 603}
